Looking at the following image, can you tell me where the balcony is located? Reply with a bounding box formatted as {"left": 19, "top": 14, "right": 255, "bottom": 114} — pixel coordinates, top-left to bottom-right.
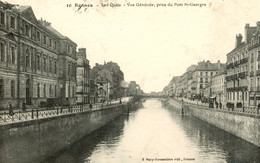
{"left": 240, "top": 58, "right": 248, "bottom": 64}
{"left": 238, "top": 72, "right": 247, "bottom": 79}
{"left": 227, "top": 63, "right": 234, "bottom": 69}
{"left": 225, "top": 76, "right": 231, "bottom": 81}
{"left": 250, "top": 86, "right": 260, "bottom": 91}
{"left": 250, "top": 71, "right": 254, "bottom": 77}
{"left": 226, "top": 86, "right": 248, "bottom": 92}
{"left": 240, "top": 86, "right": 248, "bottom": 91}
{"left": 255, "top": 70, "right": 260, "bottom": 76}
{"left": 234, "top": 61, "right": 240, "bottom": 67}
{"left": 191, "top": 87, "right": 196, "bottom": 90}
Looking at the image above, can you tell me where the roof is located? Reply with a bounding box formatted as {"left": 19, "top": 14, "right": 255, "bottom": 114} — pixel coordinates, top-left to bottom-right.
{"left": 226, "top": 42, "right": 246, "bottom": 56}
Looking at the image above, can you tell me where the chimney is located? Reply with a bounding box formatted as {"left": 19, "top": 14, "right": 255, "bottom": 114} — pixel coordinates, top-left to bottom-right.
{"left": 217, "top": 60, "right": 220, "bottom": 68}
{"left": 78, "top": 48, "right": 86, "bottom": 58}
{"left": 236, "top": 34, "right": 243, "bottom": 48}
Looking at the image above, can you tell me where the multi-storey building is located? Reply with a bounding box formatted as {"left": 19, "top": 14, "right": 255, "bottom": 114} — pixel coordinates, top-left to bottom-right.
{"left": 192, "top": 60, "right": 225, "bottom": 99}
{"left": 76, "top": 48, "right": 90, "bottom": 104}
{"left": 248, "top": 22, "right": 260, "bottom": 107}
{"left": 211, "top": 71, "right": 226, "bottom": 105}
{"left": 186, "top": 65, "right": 197, "bottom": 99}
{"left": 226, "top": 23, "right": 256, "bottom": 108}
{"left": 0, "top": 4, "right": 77, "bottom": 109}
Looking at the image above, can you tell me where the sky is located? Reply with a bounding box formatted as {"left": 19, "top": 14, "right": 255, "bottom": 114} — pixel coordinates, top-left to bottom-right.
{"left": 7, "top": 0, "right": 260, "bottom": 93}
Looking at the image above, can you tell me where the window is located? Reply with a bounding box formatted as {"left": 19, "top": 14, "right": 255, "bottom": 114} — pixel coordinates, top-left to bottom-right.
{"left": 200, "top": 84, "right": 203, "bottom": 89}
{"left": 0, "top": 79, "right": 3, "bottom": 98}
{"left": 211, "top": 72, "right": 213, "bottom": 76}
{"left": 68, "top": 64, "right": 70, "bottom": 76}
{"left": 251, "top": 54, "right": 254, "bottom": 63}
{"left": 37, "top": 32, "right": 40, "bottom": 42}
{"left": 49, "top": 85, "right": 52, "bottom": 97}
{"left": 43, "top": 84, "right": 46, "bottom": 97}
{"left": 25, "top": 25, "right": 29, "bottom": 36}
{"left": 0, "top": 11, "right": 4, "bottom": 25}
{"left": 10, "top": 46, "right": 15, "bottom": 63}
{"left": 200, "top": 78, "right": 203, "bottom": 82}
{"left": 54, "top": 85, "right": 57, "bottom": 97}
{"left": 0, "top": 42, "right": 4, "bottom": 61}
{"left": 49, "top": 58, "right": 52, "bottom": 73}
{"left": 26, "top": 53, "right": 29, "bottom": 67}
{"left": 37, "top": 83, "right": 40, "bottom": 97}
{"left": 49, "top": 38, "right": 52, "bottom": 47}
{"left": 72, "top": 86, "right": 74, "bottom": 97}
{"left": 37, "top": 55, "right": 40, "bottom": 70}
{"left": 54, "top": 41, "right": 57, "bottom": 49}
{"left": 10, "top": 16, "right": 15, "bottom": 29}
{"left": 206, "top": 72, "right": 208, "bottom": 76}
{"left": 54, "top": 61, "right": 57, "bottom": 74}
{"left": 43, "top": 57, "right": 46, "bottom": 72}
{"left": 43, "top": 35, "right": 46, "bottom": 44}
{"left": 11, "top": 80, "right": 15, "bottom": 98}
{"left": 200, "top": 72, "right": 202, "bottom": 76}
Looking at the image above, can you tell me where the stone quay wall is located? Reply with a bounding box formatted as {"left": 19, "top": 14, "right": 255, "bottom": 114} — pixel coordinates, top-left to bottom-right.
{"left": 0, "top": 104, "right": 130, "bottom": 163}
{"left": 169, "top": 99, "right": 260, "bottom": 147}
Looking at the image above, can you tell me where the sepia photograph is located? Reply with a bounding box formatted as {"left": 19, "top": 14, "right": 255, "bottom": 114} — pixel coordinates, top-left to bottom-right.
{"left": 0, "top": 0, "right": 260, "bottom": 162}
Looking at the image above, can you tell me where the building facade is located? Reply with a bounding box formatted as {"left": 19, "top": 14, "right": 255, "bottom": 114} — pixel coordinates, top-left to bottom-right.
{"left": 248, "top": 22, "right": 260, "bottom": 107}
{"left": 226, "top": 24, "right": 257, "bottom": 108}
{"left": 76, "top": 48, "right": 90, "bottom": 104}
{"left": 211, "top": 71, "right": 226, "bottom": 105}
{"left": 0, "top": 4, "right": 77, "bottom": 109}
{"left": 191, "top": 60, "right": 225, "bottom": 99}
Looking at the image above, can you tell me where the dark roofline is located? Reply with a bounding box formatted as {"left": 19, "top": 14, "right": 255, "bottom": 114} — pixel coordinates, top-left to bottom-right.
{"left": 226, "top": 42, "right": 246, "bottom": 56}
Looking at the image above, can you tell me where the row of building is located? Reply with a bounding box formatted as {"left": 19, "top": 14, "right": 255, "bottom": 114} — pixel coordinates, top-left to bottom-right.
{"left": 0, "top": 2, "right": 141, "bottom": 109}
{"left": 164, "top": 21, "right": 260, "bottom": 109}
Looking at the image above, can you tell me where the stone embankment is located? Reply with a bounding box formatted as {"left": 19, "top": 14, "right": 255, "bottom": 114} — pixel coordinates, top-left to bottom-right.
{"left": 168, "top": 99, "right": 260, "bottom": 147}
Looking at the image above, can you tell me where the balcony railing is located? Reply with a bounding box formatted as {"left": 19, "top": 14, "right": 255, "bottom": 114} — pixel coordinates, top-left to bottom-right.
{"left": 227, "top": 63, "right": 234, "bottom": 69}
{"left": 191, "top": 87, "right": 196, "bottom": 90}
{"left": 239, "top": 58, "right": 248, "bottom": 64}
{"left": 249, "top": 86, "right": 260, "bottom": 91}
{"left": 234, "top": 61, "right": 240, "bottom": 67}
{"left": 238, "top": 72, "right": 247, "bottom": 78}
{"left": 226, "top": 86, "right": 248, "bottom": 92}
{"left": 226, "top": 74, "right": 239, "bottom": 81}
{"left": 250, "top": 71, "right": 254, "bottom": 77}
{"left": 255, "top": 70, "right": 260, "bottom": 76}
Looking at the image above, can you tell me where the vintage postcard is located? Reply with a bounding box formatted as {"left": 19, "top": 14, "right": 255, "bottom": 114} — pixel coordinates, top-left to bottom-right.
{"left": 0, "top": 0, "right": 260, "bottom": 162}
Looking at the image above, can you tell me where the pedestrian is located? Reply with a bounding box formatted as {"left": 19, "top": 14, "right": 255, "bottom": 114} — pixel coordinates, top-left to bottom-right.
{"left": 22, "top": 101, "right": 26, "bottom": 112}
{"left": 8, "top": 102, "right": 14, "bottom": 116}
{"left": 89, "top": 103, "right": 92, "bottom": 110}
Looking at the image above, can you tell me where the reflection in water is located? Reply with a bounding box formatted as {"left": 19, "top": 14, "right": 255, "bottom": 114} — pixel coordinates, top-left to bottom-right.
{"left": 45, "top": 99, "right": 260, "bottom": 163}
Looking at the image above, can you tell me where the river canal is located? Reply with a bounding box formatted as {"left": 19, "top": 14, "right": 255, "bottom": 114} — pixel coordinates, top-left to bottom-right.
{"left": 45, "top": 99, "right": 260, "bottom": 163}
